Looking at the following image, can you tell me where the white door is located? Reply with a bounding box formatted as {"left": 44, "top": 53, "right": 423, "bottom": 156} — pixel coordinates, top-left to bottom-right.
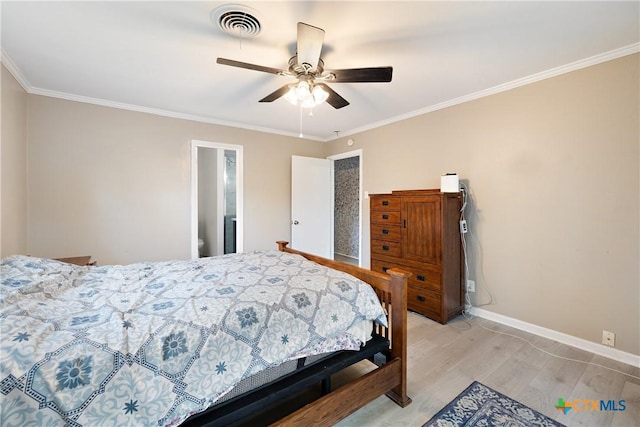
{"left": 291, "top": 155, "right": 332, "bottom": 258}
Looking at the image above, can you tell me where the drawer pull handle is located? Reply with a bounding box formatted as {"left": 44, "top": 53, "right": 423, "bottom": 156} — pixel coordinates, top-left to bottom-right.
{"left": 416, "top": 295, "right": 426, "bottom": 302}
{"left": 382, "top": 200, "right": 389, "bottom": 206}
{"left": 382, "top": 266, "right": 389, "bottom": 273}
{"left": 382, "top": 229, "right": 389, "bottom": 234}
{"left": 417, "top": 275, "right": 426, "bottom": 281}
{"left": 382, "top": 214, "right": 389, "bottom": 220}
{"left": 382, "top": 245, "right": 390, "bottom": 251}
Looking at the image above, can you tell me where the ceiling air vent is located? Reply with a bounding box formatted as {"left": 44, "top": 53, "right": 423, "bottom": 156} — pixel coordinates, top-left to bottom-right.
{"left": 211, "top": 4, "right": 261, "bottom": 38}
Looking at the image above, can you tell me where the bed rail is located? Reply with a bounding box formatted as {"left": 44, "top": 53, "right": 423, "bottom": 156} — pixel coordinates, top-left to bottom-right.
{"left": 276, "top": 241, "right": 412, "bottom": 418}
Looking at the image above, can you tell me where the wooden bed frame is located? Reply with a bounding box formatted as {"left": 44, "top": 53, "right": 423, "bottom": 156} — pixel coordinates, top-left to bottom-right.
{"left": 183, "top": 242, "right": 412, "bottom": 426}
{"left": 274, "top": 242, "right": 412, "bottom": 425}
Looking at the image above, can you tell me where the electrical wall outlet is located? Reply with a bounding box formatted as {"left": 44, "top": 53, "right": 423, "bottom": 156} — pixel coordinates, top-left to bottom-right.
{"left": 466, "top": 280, "right": 475, "bottom": 293}
{"left": 602, "top": 330, "right": 615, "bottom": 347}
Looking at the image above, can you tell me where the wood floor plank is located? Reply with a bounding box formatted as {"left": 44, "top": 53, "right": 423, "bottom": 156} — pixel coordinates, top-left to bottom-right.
{"left": 610, "top": 380, "right": 640, "bottom": 426}
{"left": 336, "top": 312, "right": 640, "bottom": 427}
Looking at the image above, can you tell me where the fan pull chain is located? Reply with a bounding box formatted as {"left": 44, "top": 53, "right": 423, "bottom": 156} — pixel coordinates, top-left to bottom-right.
{"left": 298, "top": 107, "right": 315, "bottom": 138}
{"left": 299, "top": 106, "right": 303, "bottom": 138}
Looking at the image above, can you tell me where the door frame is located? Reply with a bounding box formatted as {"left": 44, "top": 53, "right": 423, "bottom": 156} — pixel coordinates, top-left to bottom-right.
{"left": 190, "top": 140, "right": 244, "bottom": 259}
{"left": 327, "top": 149, "right": 363, "bottom": 267}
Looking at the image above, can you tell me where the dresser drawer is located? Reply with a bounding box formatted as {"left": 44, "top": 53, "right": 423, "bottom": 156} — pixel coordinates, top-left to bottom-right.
{"left": 370, "top": 195, "right": 401, "bottom": 211}
{"left": 371, "top": 260, "right": 402, "bottom": 275}
{"left": 371, "top": 259, "right": 441, "bottom": 292}
{"left": 371, "top": 224, "right": 401, "bottom": 241}
{"left": 404, "top": 266, "right": 441, "bottom": 292}
{"left": 371, "top": 239, "right": 402, "bottom": 257}
{"left": 407, "top": 286, "right": 440, "bottom": 318}
{"left": 370, "top": 211, "right": 401, "bottom": 225}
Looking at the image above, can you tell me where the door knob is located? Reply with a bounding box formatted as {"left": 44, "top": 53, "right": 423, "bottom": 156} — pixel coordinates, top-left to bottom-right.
{"left": 292, "top": 220, "right": 299, "bottom": 225}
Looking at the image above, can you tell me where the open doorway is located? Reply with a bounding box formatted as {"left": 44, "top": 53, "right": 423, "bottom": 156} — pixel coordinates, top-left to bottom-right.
{"left": 190, "top": 140, "right": 243, "bottom": 259}
{"left": 328, "top": 150, "right": 362, "bottom": 266}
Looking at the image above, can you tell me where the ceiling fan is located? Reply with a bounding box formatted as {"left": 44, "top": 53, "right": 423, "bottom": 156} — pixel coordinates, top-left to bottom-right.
{"left": 216, "top": 22, "right": 393, "bottom": 109}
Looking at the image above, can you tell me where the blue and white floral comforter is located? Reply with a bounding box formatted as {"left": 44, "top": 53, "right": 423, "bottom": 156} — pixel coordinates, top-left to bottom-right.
{"left": 0, "top": 250, "right": 387, "bottom": 426}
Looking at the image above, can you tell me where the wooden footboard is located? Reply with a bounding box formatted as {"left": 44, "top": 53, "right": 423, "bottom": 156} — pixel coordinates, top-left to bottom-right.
{"left": 276, "top": 241, "right": 412, "bottom": 425}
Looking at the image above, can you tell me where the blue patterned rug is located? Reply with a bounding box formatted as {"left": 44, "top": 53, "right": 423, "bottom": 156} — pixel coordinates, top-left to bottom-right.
{"left": 423, "top": 381, "right": 566, "bottom": 427}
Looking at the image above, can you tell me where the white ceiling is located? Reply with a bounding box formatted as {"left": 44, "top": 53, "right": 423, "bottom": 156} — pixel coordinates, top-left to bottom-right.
{"left": 2, "top": 1, "right": 638, "bottom": 141}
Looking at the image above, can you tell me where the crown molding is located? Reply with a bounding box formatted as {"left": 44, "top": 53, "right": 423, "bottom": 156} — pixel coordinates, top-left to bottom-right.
{"left": 336, "top": 42, "right": 640, "bottom": 141}
{"left": 27, "top": 86, "right": 323, "bottom": 141}
{"left": 1, "top": 48, "right": 32, "bottom": 92}
{"left": 0, "top": 49, "right": 320, "bottom": 141}
{"left": 3, "top": 43, "right": 638, "bottom": 143}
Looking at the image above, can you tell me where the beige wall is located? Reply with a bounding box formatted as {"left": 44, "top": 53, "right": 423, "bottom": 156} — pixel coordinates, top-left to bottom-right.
{"left": 25, "top": 96, "right": 325, "bottom": 264}
{"left": 326, "top": 54, "right": 640, "bottom": 355}
{"left": 1, "top": 65, "right": 28, "bottom": 256}
{"left": 3, "top": 54, "right": 638, "bottom": 356}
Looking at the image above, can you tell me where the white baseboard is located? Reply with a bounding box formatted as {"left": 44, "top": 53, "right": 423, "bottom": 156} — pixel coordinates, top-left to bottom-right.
{"left": 471, "top": 307, "right": 640, "bottom": 368}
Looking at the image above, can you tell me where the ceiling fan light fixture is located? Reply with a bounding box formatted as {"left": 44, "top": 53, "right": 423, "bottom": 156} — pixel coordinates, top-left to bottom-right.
{"left": 295, "top": 81, "right": 311, "bottom": 101}
{"left": 285, "top": 81, "right": 329, "bottom": 108}
{"left": 312, "top": 85, "right": 329, "bottom": 104}
{"left": 284, "top": 86, "right": 298, "bottom": 105}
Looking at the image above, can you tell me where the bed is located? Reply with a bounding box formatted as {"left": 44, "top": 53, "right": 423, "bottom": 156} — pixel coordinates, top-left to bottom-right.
{"left": 0, "top": 241, "right": 411, "bottom": 426}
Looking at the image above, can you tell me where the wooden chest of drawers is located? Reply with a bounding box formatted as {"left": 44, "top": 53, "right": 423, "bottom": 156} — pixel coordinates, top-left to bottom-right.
{"left": 370, "top": 190, "right": 464, "bottom": 324}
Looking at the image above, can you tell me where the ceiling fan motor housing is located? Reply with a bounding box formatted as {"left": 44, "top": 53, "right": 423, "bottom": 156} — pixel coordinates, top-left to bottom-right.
{"left": 289, "top": 55, "right": 325, "bottom": 76}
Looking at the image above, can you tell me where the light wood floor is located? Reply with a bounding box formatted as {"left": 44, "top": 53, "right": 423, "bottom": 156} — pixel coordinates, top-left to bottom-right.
{"left": 334, "top": 253, "right": 359, "bottom": 266}
{"left": 334, "top": 312, "right": 640, "bottom": 427}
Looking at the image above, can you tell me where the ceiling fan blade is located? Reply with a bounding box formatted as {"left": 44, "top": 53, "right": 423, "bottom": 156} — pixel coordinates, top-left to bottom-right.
{"left": 297, "top": 22, "right": 325, "bottom": 72}
{"left": 315, "top": 83, "right": 349, "bottom": 109}
{"left": 217, "top": 58, "right": 285, "bottom": 75}
{"left": 259, "top": 85, "right": 291, "bottom": 103}
{"left": 327, "top": 67, "right": 393, "bottom": 83}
